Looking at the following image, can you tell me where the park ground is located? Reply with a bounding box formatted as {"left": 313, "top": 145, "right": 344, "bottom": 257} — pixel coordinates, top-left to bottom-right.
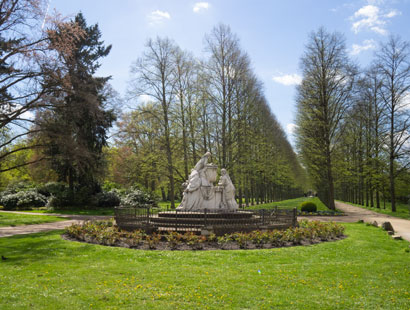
{"left": 0, "top": 198, "right": 409, "bottom": 309}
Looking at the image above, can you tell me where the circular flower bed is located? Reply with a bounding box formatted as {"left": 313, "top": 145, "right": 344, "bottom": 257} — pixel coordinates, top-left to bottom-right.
{"left": 64, "top": 220, "right": 345, "bottom": 251}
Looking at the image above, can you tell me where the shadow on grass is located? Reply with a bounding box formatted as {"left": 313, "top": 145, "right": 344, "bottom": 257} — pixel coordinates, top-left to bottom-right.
{"left": 0, "top": 230, "right": 96, "bottom": 265}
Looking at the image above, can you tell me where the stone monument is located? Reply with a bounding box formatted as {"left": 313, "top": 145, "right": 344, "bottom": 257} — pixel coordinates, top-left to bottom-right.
{"left": 177, "top": 152, "right": 239, "bottom": 211}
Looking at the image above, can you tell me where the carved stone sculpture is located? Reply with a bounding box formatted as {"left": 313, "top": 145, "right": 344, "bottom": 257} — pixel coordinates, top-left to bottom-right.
{"left": 177, "top": 152, "right": 238, "bottom": 211}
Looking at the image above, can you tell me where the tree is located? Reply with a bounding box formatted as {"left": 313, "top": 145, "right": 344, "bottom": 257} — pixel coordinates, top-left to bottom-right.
{"left": 0, "top": 0, "right": 84, "bottom": 176}
{"left": 376, "top": 36, "right": 410, "bottom": 212}
{"left": 129, "top": 37, "right": 178, "bottom": 208}
{"left": 296, "top": 28, "right": 356, "bottom": 209}
{"left": 37, "top": 13, "right": 115, "bottom": 192}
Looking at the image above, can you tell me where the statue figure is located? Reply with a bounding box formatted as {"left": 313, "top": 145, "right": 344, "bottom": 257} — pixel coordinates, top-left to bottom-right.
{"left": 177, "top": 152, "right": 238, "bottom": 211}
{"left": 218, "top": 169, "right": 238, "bottom": 210}
{"left": 177, "top": 152, "right": 211, "bottom": 210}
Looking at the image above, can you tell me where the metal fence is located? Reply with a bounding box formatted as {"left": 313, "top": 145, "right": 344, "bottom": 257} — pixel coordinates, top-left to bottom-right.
{"left": 115, "top": 206, "right": 297, "bottom": 235}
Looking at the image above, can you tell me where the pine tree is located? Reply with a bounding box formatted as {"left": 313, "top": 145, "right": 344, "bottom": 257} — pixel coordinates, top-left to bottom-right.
{"left": 39, "top": 13, "right": 115, "bottom": 193}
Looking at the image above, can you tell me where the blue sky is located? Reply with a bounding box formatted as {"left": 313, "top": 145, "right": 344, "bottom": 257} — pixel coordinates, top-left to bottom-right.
{"left": 50, "top": 0, "right": 410, "bottom": 144}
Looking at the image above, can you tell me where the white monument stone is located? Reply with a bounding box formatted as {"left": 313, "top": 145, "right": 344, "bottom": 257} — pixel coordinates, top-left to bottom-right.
{"left": 177, "top": 152, "right": 239, "bottom": 211}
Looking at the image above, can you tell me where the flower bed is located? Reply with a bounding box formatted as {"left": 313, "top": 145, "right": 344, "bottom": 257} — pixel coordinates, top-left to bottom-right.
{"left": 65, "top": 220, "right": 345, "bottom": 250}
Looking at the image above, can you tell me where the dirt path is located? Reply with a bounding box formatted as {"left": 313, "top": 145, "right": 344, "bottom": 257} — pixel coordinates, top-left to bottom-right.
{"left": 0, "top": 211, "right": 112, "bottom": 238}
{"left": 300, "top": 201, "right": 410, "bottom": 242}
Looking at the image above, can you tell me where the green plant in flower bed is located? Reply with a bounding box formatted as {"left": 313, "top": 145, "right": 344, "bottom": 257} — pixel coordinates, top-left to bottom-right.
{"left": 65, "top": 220, "right": 345, "bottom": 250}
{"left": 146, "top": 233, "right": 161, "bottom": 249}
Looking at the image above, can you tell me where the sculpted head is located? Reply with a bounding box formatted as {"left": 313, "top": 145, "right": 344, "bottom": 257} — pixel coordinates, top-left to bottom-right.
{"left": 221, "top": 168, "right": 227, "bottom": 175}
{"left": 204, "top": 152, "right": 211, "bottom": 158}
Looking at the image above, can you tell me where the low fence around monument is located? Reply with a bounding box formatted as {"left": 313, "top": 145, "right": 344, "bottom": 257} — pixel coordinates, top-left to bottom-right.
{"left": 114, "top": 206, "right": 298, "bottom": 235}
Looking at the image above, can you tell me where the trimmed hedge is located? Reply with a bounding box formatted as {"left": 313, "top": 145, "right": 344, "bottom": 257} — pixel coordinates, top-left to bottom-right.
{"left": 300, "top": 201, "right": 317, "bottom": 212}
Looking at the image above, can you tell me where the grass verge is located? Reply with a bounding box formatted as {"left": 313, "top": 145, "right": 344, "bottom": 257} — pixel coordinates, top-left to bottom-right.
{"left": 0, "top": 212, "right": 66, "bottom": 228}
{"left": 245, "top": 197, "right": 330, "bottom": 212}
{"left": 0, "top": 223, "right": 409, "bottom": 309}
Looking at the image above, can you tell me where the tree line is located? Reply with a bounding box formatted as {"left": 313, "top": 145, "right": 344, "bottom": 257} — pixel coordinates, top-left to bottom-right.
{"left": 296, "top": 27, "right": 410, "bottom": 212}
{"left": 1, "top": 1, "right": 305, "bottom": 207}
{"left": 111, "top": 25, "right": 306, "bottom": 207}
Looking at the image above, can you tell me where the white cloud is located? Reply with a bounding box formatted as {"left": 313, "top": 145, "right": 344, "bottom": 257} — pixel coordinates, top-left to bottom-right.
{"left": 272, "top": 73, "right": 302, "bottom": 86}
{"left": 147, "top": 10, "right": 171, "bottom": 25}
{"left": 286, "top": 123, "right": 297, "bottom": 135}
{"left": 139, "top": 94, "right": 152, "bottom": 103}
{"left": 350, "top": 39, "right": 377, "bottom": 55}
{"left": 193, "top": 2, "right": 210, "bottom": 13}
{"left": 350, "top": 4, "right": 401, "bottom": 35}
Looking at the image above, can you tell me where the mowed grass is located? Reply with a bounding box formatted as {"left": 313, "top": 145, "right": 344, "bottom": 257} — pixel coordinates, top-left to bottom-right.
{"left": 23, "top": 208, "right": 115, "bottom": 216}
{"left": 0, "top": 212, "right": 65, "bottom": 227}
{"left": 338, "top": 200, "right": 410, "bottom": 220}
{"left": 246, "top": 197, "right": 330, "bottom": 211}
{"left": 0, "top": 224, "right": 409, "bottom": 309}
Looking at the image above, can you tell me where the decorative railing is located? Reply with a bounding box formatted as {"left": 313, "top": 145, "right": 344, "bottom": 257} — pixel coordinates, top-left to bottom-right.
{"left": 114, "top": 206, "right": 297, "bottom": 235}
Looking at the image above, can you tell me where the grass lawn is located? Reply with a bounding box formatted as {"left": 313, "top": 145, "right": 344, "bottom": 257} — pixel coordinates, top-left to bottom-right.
{"left": 245, "top": 197, "right": 330, "bottom": 211}
{"left": 338, "top": 200, "right": 410, "bottom": 220}
{"left": 0, "top": 223, "right": 409, "bottom": 309}
{"left": 22, "top": 208, "right": 116, "bottom": 216}
{"left": 0, "top": 212, "right": 66, "bottom": 228}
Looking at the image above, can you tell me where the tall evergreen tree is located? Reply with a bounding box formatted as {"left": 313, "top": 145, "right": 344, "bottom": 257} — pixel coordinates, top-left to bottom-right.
{"left": 38, "top": 13, "right": 115, "bottom": 192}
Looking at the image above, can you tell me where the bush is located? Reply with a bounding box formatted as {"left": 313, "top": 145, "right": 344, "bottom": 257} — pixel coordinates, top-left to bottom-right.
{"left": 37, "top": 182, "right": 67, "bottom": 197}
{"left": 94, "top": 191, "right": 121, "bottom": 208}
{"left": 301, "top": 201, "right": 317, "bottom": 212}
{"left": 0, "top": 190, "right": 47, "bottom": 210}
{"left": 121, "top": 188, "right": 158, "bottom": 208}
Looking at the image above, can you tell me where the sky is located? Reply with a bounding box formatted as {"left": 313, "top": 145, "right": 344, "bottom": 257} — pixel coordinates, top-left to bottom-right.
{"left": 49, "top": 0, "right": 410, "bottom": 144}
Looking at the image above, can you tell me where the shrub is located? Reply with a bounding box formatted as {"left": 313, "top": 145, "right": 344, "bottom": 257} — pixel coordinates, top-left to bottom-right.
{"left": 301, "top": 201, "right": 317, "bottom": 212}
{"left": 94, "top": 191, "right": 121, "bottom": 208}
{"left": 0, "top": 190, "right": 47, "bottom": 210}
{"left": 121, "top": 188, "right": 158, "bottom": 208}
{"left": 37, "top": 182, "right": 67, "bottom": 197}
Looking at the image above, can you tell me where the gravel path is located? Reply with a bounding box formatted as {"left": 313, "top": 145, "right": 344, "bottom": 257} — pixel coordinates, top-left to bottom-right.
{"left": 300, "top": 201, "right": 410, "bottom": 242}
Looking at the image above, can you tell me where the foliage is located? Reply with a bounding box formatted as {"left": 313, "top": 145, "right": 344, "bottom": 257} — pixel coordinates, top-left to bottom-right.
{"left": 295, "top": 27, "right": 356, "bottom": 209}
{"left": 66, "top": 220, "right": 345, "bottom": 250}
{"left": 120, "top": 188, "right": 158, "bottom": 208}
{"left": 94, "top": 191, "right": 121, "bottom": 208}
{"left": 36, "top": 12, "right": 115, "bottom": 193}
{"left": 0, "top": 190, "right": 47, "bottom": 210}
{"left": 300, "top": 201, "right": 317, "bottom": 212}
{"left": 37, "top": 182, "right": 67, "bottom": 197}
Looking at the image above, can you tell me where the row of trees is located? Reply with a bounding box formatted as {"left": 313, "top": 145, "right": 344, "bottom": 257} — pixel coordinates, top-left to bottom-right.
{"left": 296, "top": 28, "right": 410, "bottom": 211}
{"left": 1, "top": 1, "right": 305, "bottom": 207}
{"left": 108, "top": 25, "right": 306, "bottom": 207}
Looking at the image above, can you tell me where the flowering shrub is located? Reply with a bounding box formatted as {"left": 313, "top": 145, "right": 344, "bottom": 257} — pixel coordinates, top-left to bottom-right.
{"left": 0, "top": 190, "right": 47, "bottom": 210}
{"left": 65, "top": 220, "right": 345, "bottom": 250}
{"left": 120, "top": 188, "right": 157, "bottom": 208}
